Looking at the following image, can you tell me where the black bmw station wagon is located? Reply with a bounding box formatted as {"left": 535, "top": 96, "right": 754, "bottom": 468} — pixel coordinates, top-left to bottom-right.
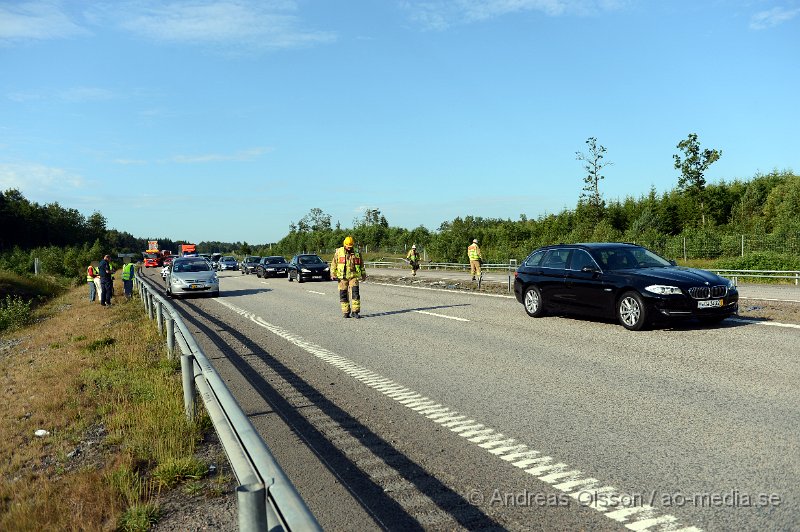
{"left": 513, "top": 243, "right": 739, "bottom": 330}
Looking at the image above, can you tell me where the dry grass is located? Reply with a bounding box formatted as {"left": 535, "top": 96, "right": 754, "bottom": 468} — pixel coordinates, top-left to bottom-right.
{"left": 0, "top": 277, "right": 209, "bottom": 531}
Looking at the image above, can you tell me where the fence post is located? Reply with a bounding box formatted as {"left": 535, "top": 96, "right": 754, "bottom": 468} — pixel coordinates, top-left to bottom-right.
{"left": 165, "top": 317, "right": 175, "bottom": 358}
{"left": 741, "top": 234, "right": 744, "bottom": 257}
{"left": 147, "top": 293, "right": 155, "bottom": 320}
{"left": 683, "top": 237, "right": 687, "bottom": 262}
{"left": 181, "top": 354, "right": 196, "bottom": 420}
{"left": 155, "top": 302, "right": 163, "bottom": 335}
{"left": 237, "top": 482, "right": 268, "bottom": 532}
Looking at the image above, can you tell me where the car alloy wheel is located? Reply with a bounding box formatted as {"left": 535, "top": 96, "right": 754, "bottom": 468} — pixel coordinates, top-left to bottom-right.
{"left": 618, "top": 291, "right": 647, "bottom": 331}
{"left": 523, "top": 286, "right": 545, "bottom": 317}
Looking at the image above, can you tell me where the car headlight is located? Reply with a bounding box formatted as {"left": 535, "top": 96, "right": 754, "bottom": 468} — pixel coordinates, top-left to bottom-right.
{"left": 324, "top": 267, "right": 330, "bottom": 272}
{"left": 724, "top": 278, "right": 736, "bottom": 289}
{"left": 645, "top": 284, "right": 682, "bottom": 295}
{"left": 301, "top": 268, "right": 311, "bottom": 273}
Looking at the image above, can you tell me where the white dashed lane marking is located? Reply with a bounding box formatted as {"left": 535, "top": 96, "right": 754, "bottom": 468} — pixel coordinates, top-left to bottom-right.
{"left": 307, "top": 290, "right": 326, "bottom": 295}
{"left": 413, "top": 310, "right": 469, "bottom": 322}
{"left": 216, "top": 299, "right": 701, "bottom": 532}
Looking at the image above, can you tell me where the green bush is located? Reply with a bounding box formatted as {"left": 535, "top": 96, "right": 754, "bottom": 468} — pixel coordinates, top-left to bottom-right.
{"left": 0, "top": 295, "right": 32, "bottom": 332}
{"left": 714, "top": 251, "right": 800, "bottom": 271}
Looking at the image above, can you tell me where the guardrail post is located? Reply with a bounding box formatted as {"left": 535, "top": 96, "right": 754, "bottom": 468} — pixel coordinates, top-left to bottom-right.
{"left": 147, "top": 293, "right": 155, "bottom": 320}
{"left": 155, "top": 302, "right": 164, "bottom": 335}
{"left": 236, "top": 482, "right": 268, "bottom": 532}
{"left": 181, "top": 354, "right": 196, "bottom": 420}
{"left": 165, "top": 317, "right": 175, "bottom": 358}
{"left": 508, "top": 275, "right": 511, "bottom": 293}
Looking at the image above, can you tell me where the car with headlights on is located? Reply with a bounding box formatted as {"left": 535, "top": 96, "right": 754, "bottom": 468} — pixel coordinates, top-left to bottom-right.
{"left": 287, "top": 254, "right": 330, "bottom": 283}
{"left": 166, "top": 257, "right": 219, "bottom": 298}
{"left": 513, "top": 243, "right": 738, "bottom": 330}
{"left": 217, "top": 256, "right": 238, "bottom": 271}
{"left": 256, "top": 256, "right": 289, "bottom": 278}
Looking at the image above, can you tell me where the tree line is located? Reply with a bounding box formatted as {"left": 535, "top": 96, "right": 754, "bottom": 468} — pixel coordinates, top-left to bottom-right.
{"left": 2, "top": 133, "right": 799, "bottom": 281}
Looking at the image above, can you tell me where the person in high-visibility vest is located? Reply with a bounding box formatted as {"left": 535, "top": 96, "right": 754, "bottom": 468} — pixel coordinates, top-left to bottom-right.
{"left": 468, "top": 238, "right": 482, "bottom": 281}
{"left": 122, "top": 261, "right": 135, "bottom": 300}
{"left": 406, "top": 245, "right": 420, "bottom": 277}
{"left": 86, "top": 263, "right": 99, "bottom": 302}
{"left": 330, "top": 236, "right": 367, "bottom": 318}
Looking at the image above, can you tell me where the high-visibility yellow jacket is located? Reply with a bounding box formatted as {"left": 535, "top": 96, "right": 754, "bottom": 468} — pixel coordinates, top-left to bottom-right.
{"left": 86, "top": 265, "right": 98, "bottom": 282}
{"left": 122, "top": 263, "right": 135, "bottom": 281}
{"left": 468, "top": 243, "right": 482, "bottom": 261}
{"left": 407, "top": 250, "right": 420, "bottom": 262}
{"left": 331, "top": 247, "right": 365, "bottom": 280}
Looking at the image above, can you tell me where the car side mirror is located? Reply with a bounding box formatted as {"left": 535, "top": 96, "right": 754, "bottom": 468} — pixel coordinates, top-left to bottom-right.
{"left": 669, "top": 259, "right": 677, "bottom": 266}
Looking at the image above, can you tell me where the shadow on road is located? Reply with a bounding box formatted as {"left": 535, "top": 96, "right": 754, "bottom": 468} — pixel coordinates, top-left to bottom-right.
{"left": 361, "top": 303, "right": 470, "bottom": 319}
{"left": 179, "top": 301, "right": 502, "bottom": 530}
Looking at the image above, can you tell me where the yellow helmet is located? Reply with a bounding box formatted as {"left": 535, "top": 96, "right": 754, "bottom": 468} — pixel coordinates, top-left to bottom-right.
{"left": 343, "top": 236, "right": 354, "bottom": 248}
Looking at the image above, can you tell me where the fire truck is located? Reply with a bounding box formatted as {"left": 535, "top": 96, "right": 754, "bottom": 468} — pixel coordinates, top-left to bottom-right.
{"left": 181, "top": 243, "right": 197, "bottom": 256}
{"left": 143, "top": 240, "right": 162, "bottom": 268}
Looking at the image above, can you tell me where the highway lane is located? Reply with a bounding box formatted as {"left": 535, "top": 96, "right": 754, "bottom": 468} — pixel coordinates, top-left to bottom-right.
{"left": 143, "top": 269, "right": 799, "bottom": 531}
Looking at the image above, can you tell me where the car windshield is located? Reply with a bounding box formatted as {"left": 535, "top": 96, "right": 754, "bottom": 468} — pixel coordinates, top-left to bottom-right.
{"left": 298, "top": 255, "right": 323, "bottom": 265}
{"left": 246, "top": 256, "right": 259, "bottom": 262}
{"left": 223, "top": 256, "right": 235, "bottom": 261}
{"left": 173, "top": 260, "right": 211, "bottom": 273}
{"left": 594, "top": 247, "right": 672, "bottom": 270}
{"left": 266, "top": 257, "right": 285, "bottom": 264}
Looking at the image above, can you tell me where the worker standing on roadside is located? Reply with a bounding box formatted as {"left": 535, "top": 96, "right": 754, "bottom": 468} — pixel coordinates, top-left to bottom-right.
{"left": 406, "top": 245, "right": 421, "bottom": 277}
{"left": 468, "top": 238, "right": 482, "bottom": 281}
{"left": 98, "top": 254, "right": 113, "bottom": 307}
{"left": 86, "top": 262, "right": 99, "bottom": 302}
{"left": 122, "top": 260, "right": 135, "bottom": 301}
{"left": 330, "top": 236, "right": 367, "bottom": 319}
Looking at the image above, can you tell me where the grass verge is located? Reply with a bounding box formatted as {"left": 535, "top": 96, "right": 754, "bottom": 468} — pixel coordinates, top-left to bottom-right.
{"left": 0, "top": 275, "right": 223, "bottom": 530}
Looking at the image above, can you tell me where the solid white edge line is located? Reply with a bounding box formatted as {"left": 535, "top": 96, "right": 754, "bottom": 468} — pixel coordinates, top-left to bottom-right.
{"left": 413, "top": 310, "right": 470, "bottom": 322}
{"left": 307, "top": 290, "right": 326, "bottom": 295}
{"left": 214, "top": 298, "right": 699, "bottom": 531}
{"left": 739, "top": 296, "right": 800, "bottom": 303}
{"left": 728, "top": 317, "right": 800, "bottom": 329}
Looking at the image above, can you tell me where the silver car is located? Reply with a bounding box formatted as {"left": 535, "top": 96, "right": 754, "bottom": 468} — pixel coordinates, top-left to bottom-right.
{"left": 217, "top": 256, "right": 238, "bottom": 271}
{"left": 166, "top": 257, "right": 220, "bottom": 298}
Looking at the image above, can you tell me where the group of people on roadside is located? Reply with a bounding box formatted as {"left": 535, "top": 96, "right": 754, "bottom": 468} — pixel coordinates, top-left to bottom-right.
{"left": 87, "top": 255, "right": 136, "bottom": 306}
{"left": 330, "top": 236, "right": 484, "bottom": 320}
{"left": 83, "top": 239, "right": 481, "bottom": 319}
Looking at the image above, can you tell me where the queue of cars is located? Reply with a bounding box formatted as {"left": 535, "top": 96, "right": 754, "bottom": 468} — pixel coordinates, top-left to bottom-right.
{"left": 157, "top": 242, "right": 738, "bottom": 331}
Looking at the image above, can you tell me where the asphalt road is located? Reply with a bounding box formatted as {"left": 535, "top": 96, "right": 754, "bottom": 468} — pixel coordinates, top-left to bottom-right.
{"left": 142, "top": 268, "right": 799, "bottom": 531}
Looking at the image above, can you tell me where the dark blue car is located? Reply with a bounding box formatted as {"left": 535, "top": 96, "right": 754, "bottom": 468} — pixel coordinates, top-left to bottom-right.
{"left": 513, "top": 242, "right": 738, "bottom": 330}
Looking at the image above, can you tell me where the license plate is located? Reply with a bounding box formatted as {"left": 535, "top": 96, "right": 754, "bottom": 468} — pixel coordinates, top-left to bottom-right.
{"left": 190, "top": 284, "right": 200, "bottom": 289}
{"left": 698, "top": 299, "right": 722, "bottom": 308}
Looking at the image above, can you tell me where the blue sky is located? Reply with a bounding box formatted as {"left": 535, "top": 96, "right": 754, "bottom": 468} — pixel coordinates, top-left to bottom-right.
{"left": 1, "top": 0, "right": 798, "bottom": 245}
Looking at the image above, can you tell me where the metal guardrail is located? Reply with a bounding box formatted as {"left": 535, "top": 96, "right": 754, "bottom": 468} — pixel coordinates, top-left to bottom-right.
{"left": 366, "top": 259, "right": 518, "bottom": 272}
{"left": 708, "top": 269, "right": 800, "bottom": 286}
{"left": 134, "top": 270, "right": 321, "bottom": 532}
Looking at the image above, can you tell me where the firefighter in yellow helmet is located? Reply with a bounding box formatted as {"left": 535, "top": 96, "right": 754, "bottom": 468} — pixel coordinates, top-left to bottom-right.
{"left": 468, "top": 238, "right": 482, "bottom": 281}
{"left": 406, "top": 244, "right": 420, "bottom": 276}
{"left": 330, "top": 236, "right": 367, "bottom": 318}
